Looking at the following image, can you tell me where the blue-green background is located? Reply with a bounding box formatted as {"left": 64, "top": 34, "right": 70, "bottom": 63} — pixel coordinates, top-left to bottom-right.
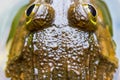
{"left": 0, "top": 0, "right": 120, "bottom": 80}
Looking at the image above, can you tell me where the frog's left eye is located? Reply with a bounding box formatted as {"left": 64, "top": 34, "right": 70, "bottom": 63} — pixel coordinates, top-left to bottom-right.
{"left": 68, "top": 3, "right": 97, "bottom": 31}
{"left": 88, "top": 4, "right": 96, "bottom": 17}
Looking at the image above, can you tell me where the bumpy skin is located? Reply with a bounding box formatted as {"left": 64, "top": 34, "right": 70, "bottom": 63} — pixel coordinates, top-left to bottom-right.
{"left": 6, "top": 0, "right": 118, "bottom": 80}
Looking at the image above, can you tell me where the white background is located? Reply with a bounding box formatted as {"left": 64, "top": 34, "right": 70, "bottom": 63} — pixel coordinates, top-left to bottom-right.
{"left": 0, "top": 0, "right": 120, "bottom": 80}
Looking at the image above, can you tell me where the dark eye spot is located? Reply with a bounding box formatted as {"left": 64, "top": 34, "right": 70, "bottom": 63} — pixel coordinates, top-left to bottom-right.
{"left": 26, "top": 4, "right": 35, "bottom": 16}
{"left": 88, "top": 4, "right": 96, "bottom": 16}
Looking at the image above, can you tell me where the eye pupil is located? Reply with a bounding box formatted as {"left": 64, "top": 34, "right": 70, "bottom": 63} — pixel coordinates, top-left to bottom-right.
{"left": 88, "top": 4, "right": 96, "bottom": 16}
{"left": 26, "top": 4, "right": 35, "bottom": 16}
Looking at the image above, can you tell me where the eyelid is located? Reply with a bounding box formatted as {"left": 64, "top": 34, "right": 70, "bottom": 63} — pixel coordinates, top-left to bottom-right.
{"left": 82, "top": 4, "right": 96, "bottom": 17}
{"left": 31, "top": 4, "right": 40, "bottom": 15}
{"left": 82, "top": 4, "right": 91, "bottom": 16}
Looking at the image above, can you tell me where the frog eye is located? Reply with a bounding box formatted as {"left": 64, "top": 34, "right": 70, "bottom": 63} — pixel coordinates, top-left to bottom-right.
{"left": 88, "top": 4, "right": 96, "bottom": 17}
{"left": 26, "top": 4, "right": 35, "bottom": 16}
{"left": 25, "top": 3, "right": 40, "bottom": 17}
{"left": 68, "top": 3, "right": 97, "bottom": 31}
{"left": 26, "top": 4, "right": 55, "bottom": 31}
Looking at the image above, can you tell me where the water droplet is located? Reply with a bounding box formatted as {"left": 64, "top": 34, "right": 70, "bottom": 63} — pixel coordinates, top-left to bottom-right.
{"left": 34, "top": 68, "right": 38, "bottom": 75}
{"left": 83, "top": 41, "right": 89, "bottom": 49}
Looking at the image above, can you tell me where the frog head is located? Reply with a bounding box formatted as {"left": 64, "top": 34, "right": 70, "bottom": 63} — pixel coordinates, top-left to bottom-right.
{"left": 25, "top": 0, "right": 97, "bottom": 31}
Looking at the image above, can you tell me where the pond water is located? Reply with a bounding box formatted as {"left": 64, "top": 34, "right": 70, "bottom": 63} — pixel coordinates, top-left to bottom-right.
{"left": 0, "top": 0, "right": 120, "bottom": 80}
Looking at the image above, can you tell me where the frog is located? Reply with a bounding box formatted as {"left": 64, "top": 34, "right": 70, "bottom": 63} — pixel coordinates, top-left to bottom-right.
{"left": 5, "top": 0, "right": 118, "bottom": 80}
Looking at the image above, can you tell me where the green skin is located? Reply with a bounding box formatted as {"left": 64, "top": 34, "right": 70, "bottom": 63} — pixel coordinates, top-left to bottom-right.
{"left": 6, "top": 0, "right": 118, "bottom": 80}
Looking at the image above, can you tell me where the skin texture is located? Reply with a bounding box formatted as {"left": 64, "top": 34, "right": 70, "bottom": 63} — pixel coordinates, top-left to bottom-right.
{"left": 6, "top": 0, "right": 118, "bottom": 80}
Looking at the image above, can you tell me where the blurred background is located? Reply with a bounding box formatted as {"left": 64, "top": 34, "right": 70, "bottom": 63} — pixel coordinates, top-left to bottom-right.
{"left": 0, "top": 0, "right": 120, "bottom": 80}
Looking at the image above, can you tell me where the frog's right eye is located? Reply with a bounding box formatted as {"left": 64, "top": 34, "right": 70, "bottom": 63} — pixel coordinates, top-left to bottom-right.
{"left": 26, "top": 4, "right": 35, "bottom": 16}
{"left": 26, "top": 4, "right": 55, "bottom": 31}
{"left": 25, "top": 4, "right": 40, "bottom": 17}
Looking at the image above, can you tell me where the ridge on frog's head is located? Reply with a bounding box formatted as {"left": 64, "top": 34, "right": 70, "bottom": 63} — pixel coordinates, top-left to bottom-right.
{"left": 25, "top": 0, "right": 97, "bottom": 31}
